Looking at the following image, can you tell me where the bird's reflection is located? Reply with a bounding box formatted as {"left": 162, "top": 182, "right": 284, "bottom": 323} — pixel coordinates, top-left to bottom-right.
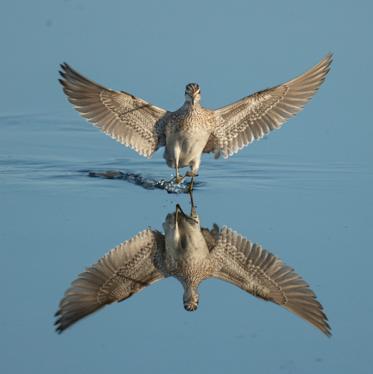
{"left": 55, "top": 195, "right": 331, "bottom": 336}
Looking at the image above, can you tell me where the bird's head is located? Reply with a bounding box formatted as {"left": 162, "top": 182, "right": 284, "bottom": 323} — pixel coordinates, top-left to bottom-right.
{"left": 183, "top": 286, "right": 199, "bottom": 312}
{"left": 185, "top": 83, "right": 201, "bottom": 105}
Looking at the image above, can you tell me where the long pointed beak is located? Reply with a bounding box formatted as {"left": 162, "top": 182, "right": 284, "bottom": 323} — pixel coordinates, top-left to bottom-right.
{"left": 175, "top": 204, "right": 199, "bottom": 225}
{"left": 176, "top": 204, "right": 187, "bottom": 223}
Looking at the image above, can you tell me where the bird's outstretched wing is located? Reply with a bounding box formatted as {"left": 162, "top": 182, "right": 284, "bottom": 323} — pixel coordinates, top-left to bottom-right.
{"left": 55, "top": 229, "right": 165, "bottom": 333}
{"left": 207, "top": 54, "right": 332, "bottom": 158}
{"left": 59, "top": 63, "right": 168, "bottom": 158}
{"left": 207, "top": 227, "right": 331, "bottom": 336}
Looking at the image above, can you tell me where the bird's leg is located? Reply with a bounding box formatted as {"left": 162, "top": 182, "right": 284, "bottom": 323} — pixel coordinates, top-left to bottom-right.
{"left": 189, "top": 189, "right": 195, "bottom": 209}
{"left": 185, "top": 160, "right": 200, "bottom": 191}
{"left": 188, "top": 175, "right": 195, "bottom": 192}
{"left": 189, "top": 190, "right": 197, "bottom": 218}
{"left": 175, "top": 167, "right": 184, "bottom": 184}
{"left": 173, "top": 150, "right": 184, "bottom": 184}
{"left": 188, "top": 190, "right": 198, "bottom": 221}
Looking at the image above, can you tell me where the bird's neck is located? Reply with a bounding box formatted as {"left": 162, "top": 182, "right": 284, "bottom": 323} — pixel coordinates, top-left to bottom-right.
{"left": 183, "top": 101, "right": 201, "bottom": 110}
{"left": 182, "top": 279, "right": 200, "bottom": 293}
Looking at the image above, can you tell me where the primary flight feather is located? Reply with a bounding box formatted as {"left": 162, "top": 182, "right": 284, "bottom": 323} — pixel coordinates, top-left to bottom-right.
{"left": 55, "top": 204, "right": 330, "bottom": 336}
{"left": 59, "top": 54, "right": 332, "bottom": 187}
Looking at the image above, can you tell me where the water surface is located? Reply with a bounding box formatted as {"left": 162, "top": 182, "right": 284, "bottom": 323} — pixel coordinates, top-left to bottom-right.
{"left": 1, "top": 113, "right": 372, "bottom": 374}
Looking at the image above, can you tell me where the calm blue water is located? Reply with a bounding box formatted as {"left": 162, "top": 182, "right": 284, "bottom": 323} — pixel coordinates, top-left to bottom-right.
{"left": 1, "top": 112, "right": 372, "bottom": 373}
{"left": 1, "top": 1, "right": 373, "bottom": 373}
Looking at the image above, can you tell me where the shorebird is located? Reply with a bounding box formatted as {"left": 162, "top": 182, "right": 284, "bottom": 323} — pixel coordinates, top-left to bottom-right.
{"left": 55, "top": 203, "right": 331, "bottom": 336}
{"left": 59, "top": 54, "right": 332, "bottom": 189}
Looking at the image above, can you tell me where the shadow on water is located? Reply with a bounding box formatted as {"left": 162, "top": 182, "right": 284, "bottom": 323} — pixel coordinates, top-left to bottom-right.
{"left": 55, "top": 192, "right": 331, "bottom": 336}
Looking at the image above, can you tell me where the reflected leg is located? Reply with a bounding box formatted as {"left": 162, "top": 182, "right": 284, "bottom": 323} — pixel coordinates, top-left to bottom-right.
{"left": 188, "top": 175, "right": 195, "bottom": 192}
{"left": 185, "top": 158, "right": 200, "bottom": 191}
{"left": 188, "top": 190, "right": 197, "bottom": 218}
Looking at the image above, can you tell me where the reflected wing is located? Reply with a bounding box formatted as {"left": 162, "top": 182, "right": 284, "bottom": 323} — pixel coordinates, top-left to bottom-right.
{"left": 59, "top": 63, "right": 167, "bottom": 158}
{"left": 207, "top": 54, "right": 332, "bottom": 158}
{"left": 55, "top": 229, "right": 165, "bottom": 333}
{"left": 208, "top": 227, "right": 331, "bottom": 336}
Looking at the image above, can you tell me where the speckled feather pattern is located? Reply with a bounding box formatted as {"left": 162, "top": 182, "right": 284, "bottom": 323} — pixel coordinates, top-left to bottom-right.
{"left": 55, "top": 208, "right": 330, "bottom": 336}
{"left": 59, "top": 54, "right": 332, "bottom": 174}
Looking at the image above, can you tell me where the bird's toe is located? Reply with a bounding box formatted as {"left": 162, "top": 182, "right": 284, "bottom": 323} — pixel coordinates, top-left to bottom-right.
{"left": 175, "top": 176, "right": 184, "bottom": 184}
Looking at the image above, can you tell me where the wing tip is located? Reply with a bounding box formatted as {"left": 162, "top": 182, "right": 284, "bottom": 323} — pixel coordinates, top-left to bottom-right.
{"left": 313, "top": 314, "right": 332, "bottom": 337}
{"left": 321, "top": 52, "right": 333, "bottom": 72}
{"left": 325, "top": 51, "right": 333, "bottom": 61}
{"left": 323, "top": 323, "right": 332, "bottom": 337}
{"left": 59, "top": 62, "right": 70, "bottom": 75}
{"left": 54, "top": 315, "right": 65, "bottom": 334}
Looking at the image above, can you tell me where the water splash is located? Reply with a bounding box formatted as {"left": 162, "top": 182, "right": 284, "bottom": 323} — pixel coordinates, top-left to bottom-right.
{"left": 87, "top": 170, "right": 194, "bottom": 193}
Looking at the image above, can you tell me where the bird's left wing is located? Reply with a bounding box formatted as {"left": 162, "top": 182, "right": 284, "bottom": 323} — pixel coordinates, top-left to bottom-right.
{"left": 206, "top": 227, "right": 331, "bottom": 336}
{"left": 59, "top": 63, "right": 168, "bottom": 158}
{"left": 206, "top": 54, "right": 332, "bottom": 158}
{"left": 55, "top": 229, "right": 165, "bottom": 333}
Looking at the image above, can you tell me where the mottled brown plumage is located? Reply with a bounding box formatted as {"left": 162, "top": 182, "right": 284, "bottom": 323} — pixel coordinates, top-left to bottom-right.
{"left": 59, "top": 54, "right": 332, "bottom": 186}
{"left": 55, "top": 204, "right": 331, "bottom": 336}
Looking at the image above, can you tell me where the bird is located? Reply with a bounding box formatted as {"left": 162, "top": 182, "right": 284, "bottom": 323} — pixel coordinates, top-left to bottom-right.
{"left": 59, "top": 54, "right": 332, "bottom": 189}
{"left": 55, "top": 202, "right": 331, "bottom": 336}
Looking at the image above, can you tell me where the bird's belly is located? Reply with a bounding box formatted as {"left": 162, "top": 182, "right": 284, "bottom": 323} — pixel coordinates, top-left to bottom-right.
{"left": 164, "top": 132, "right": 209, "bottom": 168}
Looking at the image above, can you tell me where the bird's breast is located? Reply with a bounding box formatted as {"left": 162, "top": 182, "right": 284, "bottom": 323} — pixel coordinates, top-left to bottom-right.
{"left": 165, "top": 107, "right": 215, "bottom": 133}
{"left": 165, "top": 255, "right": 212, "bottom": 280}
{"left": 163, "top": 108, "right": 215, "bottom": 167}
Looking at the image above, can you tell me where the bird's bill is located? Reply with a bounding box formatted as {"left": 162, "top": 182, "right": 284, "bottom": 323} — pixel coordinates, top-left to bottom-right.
{"left": 175, "top": 204, "right": 198, "bottom": 225}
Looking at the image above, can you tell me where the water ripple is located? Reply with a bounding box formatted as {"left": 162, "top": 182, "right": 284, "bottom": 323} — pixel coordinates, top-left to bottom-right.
{"left": 0, "top": 113, "right": 371, "bottom": 192}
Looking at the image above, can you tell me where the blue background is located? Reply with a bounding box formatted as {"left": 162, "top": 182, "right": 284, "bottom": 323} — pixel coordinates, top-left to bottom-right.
{"left": 1, "top": 1, "right": 372, "bottom": 373}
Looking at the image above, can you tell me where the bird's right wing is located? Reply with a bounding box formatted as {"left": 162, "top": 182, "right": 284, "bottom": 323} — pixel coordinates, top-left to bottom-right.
{"left": 59, "top": 63, "right": 168, "bottom": 158}
{"left": 55, "top": 229, "right": 165, "bottom": 333}
{"left": 207, "top": 227, "right": 331, "bottom": 336}
{"left": 206, "top": 54, "right": 332, "bottom": 158}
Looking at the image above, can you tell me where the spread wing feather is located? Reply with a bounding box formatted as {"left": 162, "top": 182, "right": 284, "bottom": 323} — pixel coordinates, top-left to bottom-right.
{"left": 207, "top": 227, "right": 331, "bottom": 336}
{"left": 208, "top": 54, "right": 332, "bottom": 158}
{"left": 55, "top": 229, "right": 165, "bottom": 333}
{"left": 59, "top": 63, "right": 167, "bottom": 158}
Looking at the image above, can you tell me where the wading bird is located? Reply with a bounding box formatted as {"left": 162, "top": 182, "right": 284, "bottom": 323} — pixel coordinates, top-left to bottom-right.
{"left": 55, "top": 201, "right": 331, "bottom": 336}
{"left": 59, "top": 54, "right": 332, "bottom": 190}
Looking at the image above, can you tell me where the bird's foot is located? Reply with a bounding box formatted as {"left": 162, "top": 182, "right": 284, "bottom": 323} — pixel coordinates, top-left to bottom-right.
{"left": 188, "top": 176, "right": 196, "bottom": 192}
{"left": 174, "top": 175, "right": 185, "bottom": 184}
{"left": 185, "top": 171, "right": 198, "bottom": 192}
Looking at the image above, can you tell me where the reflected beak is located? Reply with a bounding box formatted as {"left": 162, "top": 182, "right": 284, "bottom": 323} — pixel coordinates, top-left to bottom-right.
{"left": 176, "top": 204, "right": 186, "bottom": 223}
{"left": 175, "top": 204, "right": 199, "bottom": 224}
